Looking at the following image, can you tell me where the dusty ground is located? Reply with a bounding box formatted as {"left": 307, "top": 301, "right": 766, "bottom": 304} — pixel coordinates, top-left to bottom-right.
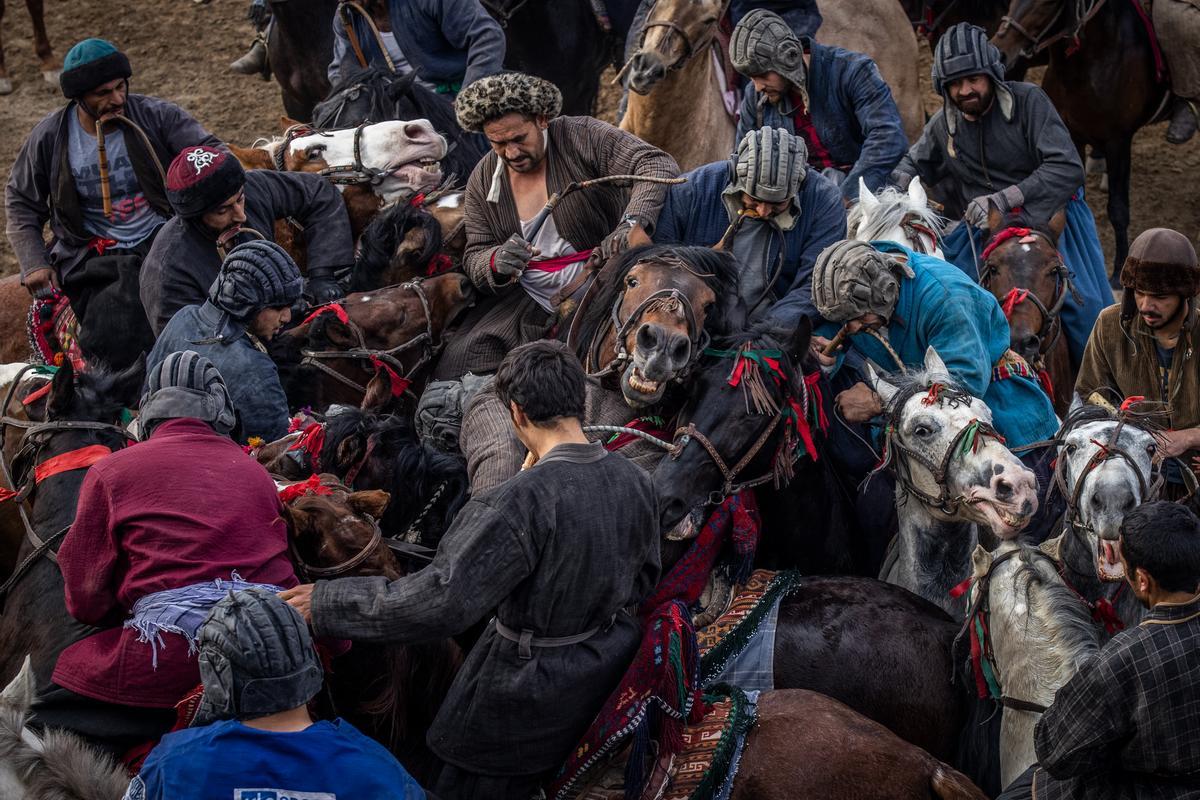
{"left": 0, "top": 1, "right": 1197, "bottom": 277}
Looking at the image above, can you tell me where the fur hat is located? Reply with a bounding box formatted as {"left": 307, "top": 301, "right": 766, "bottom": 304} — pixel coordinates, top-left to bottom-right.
{"left": 454, "top": 72, "right": 562, "bottom": 133}
{"left": 1120, "top": 228, "right": 1200, "bottom": 322}
{"left": 60, "top": 38, "right": 131, "bottom": 99}
{"left": 812, "top": 240, "right": 914, "bottom": 322}
{"left": 139, "top": 350, "right": 236, "bottom": 436}
{"left": 730, "top": 10, "right": 808, "bottom": 107}
{"left": 166, "top": 146, "right": 246, "bottom": 219}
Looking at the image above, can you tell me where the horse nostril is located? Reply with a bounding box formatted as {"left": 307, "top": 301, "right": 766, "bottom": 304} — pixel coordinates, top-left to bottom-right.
{"left": 402, "top": 123, "right": 429, "bottom": 141}
{"left": 1019, "top": 335, "right": 1040, "bottom": 354}
{"left": 637, "top": 324, "right": 660, "bottom": 352}
{"left": 994, "top": 477, "right": 1014, "bottom": 500}
{"left": 670, "top": 335, "right": 690, "bottom": 366}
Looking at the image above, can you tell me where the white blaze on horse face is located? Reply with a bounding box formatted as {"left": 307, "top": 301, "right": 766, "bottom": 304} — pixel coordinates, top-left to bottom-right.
{"left": 1060, "top": 420, "right": 1155, "bottom": 580}
{"left": 290, "top": 120, "right": 448, "bottom": 205}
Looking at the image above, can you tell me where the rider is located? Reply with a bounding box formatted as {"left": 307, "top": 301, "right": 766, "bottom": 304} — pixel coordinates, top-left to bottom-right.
{"left": 125, "top": 589, "right": 425, "bottom": 799}
{"left": 1155, "top": 0, "right": 1200, "bottom": 144}
{"left": 4, "top": 38, "right": 221, "bottom": 361}
{"left": 654, "top": 126, "right": 846, "bottom": 327}
{"left": 283, "top": 340, "right": 661, "bottom": 799}
{"left": 28, "top": 351, "right": 298, "bottom": 756}
{"left": 433, "top": 71, "right": 678, "bottom": 380}
{"left": 890, "top": 23, "right": 1109, "bottom": 367}
{"left": 140, "top": 144, "right": 349, "bottom": 335}
{"left": 730, "top": 9, "right": 908, "bottom": 203}
{"left": 997, "top": 501, "right": 1200, "bottom": 800}
{"left": 326, "top": 0, "right": 505, "bottom": 96}
{"left": 147, "top": 240, "right": 303, "bottom": 444}
{"left": 1076, "top": 228, "right": 1200, "bottom": 472}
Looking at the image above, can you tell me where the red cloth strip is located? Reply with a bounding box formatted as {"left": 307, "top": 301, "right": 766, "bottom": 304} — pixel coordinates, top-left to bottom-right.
{"left": 1000, "top": 288, "right": 1030, "bottom": 319}
{"left": 525, "top": 249, "right": 593, "bottom": 274}
{"left": 88, "top": 236, "right": 119, "bottom": 255}
{"left": 301, "top": 303, "right": 350, "bottom": 327}
{"left": 425, "top": 253, "right": 454, "bottom": 277}
{"left": 1119, "top": 395, "right": 1145, "bottom": 412}
{"left": 34, "top": 444, "right": 111, "bottom": 484}
{"left": 277, "top": 474, "right": 334, "bottom": 504}
{"left": 21, "top": 381, "right": 52, "bottom": 407}
{"left": 980, "top": 226, "right": 1031, "bottom": 262}
{"left": 288, "top": 422, "right": 327, "bottom": 473}
{"left": 369, "top": 356, "right": 411, "bottom": 397}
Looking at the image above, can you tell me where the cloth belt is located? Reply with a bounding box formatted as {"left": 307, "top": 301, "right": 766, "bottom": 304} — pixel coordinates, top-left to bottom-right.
{"left": 493, "top": 613, "right": 617, "bottom": 660}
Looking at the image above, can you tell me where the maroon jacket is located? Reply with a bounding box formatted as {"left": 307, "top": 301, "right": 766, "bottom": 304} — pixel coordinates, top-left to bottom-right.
{"left": 53, "top": 418, "right": 298, "bottom": 707}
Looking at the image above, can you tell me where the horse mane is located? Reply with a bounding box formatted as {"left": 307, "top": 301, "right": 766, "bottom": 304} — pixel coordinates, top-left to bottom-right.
{"left": 1004, "top": 546, "right": 1101, "bottom": 675}
{"left": 874, "top": 366, "right": 970, "bottom": 417}
{"left": 351, "top": 201, "right": 445, "bottom": 291}
{"left": 0, "top": 707, "right": 129, "bottom": 800}
{"left": 571, "top": 244, "right": 742, "bottom": 360}
{"left": 848, "top": 186, "right": 946, "bottom": 244}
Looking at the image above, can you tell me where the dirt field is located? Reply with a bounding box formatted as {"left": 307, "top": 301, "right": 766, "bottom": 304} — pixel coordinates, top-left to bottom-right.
{"left": 0, "top": 0, "right": 1197, "bottom": 278}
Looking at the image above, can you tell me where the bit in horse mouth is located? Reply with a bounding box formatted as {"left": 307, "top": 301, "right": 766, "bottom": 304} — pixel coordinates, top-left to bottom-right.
{"left": 1097, "top": 537, "right": 1125, "bottom": 581}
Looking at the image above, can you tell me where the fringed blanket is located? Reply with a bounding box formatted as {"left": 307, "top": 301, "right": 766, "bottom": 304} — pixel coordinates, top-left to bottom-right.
{"left": 698, "top": 570, "right": 802, "bottom": 691}
{"left": 658, "top": 686, "right": 756, "bottom": 800}
{"left": 27, "top": 293, "right": 84, "bottom": 371}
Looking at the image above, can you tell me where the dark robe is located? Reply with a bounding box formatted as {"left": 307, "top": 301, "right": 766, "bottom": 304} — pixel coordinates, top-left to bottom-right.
{"left": 311, "top": 441, "right": 661, "bottom": 777}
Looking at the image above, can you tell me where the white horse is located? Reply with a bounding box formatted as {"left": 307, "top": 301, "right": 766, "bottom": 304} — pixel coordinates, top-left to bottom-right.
{"left": 871, "top": 348, "right": 1040, "bottom": 617}
{"left": 849, "top": 176, "right": 946, "bottom": 258}
{"left": 969, "top": 540, "right": 1100, "bottom": 786}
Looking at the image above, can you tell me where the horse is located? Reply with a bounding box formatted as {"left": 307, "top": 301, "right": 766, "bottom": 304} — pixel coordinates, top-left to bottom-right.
{"left": 266, "top": 0, "right": 338, "bottom": 121}
{"left": 1043, "top": 406, "right": 1162, "bottom": 631}
{"left": 0, "top": 359, "right": 143, "bottom": 691}
{"left": 966, "top": 540, "right": 1100, "bottom": 786}
{"left": 481, "top": 0, "right": 640, "bottom": 115}
{"left": 991, "top": 0, "right": 1170, "bottom": 280}
{"left": 977, "top": 210, "right": 1074, "bottom": 414}
{"left": 350, "top": 199, "right": 453, "bottom": 292}
{"left": 272, "top": 272, "right": 475, "bottom": 413}
{"left": 0, "top": 0, "right": 58, "bottom": 96}
{"left": 851, "top": 177, "right": 946, "bottom": 258}
{"left": 869, "top": 348, "right": 1040, "bottom": 619}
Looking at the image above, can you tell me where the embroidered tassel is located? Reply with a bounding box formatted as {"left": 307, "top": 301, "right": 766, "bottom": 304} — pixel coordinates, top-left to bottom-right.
{"left": 369, "top": 356, "right": 411, "bottom": 397}
{"left": 288, "top": 423, "right": 327, "bottom": 473}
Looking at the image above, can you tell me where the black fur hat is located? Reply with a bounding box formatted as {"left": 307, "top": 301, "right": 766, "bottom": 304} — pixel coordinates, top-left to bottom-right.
{"left": 60, "top": 38, "right": 132, "bottom": 99}
{"left": 1120, "top": 228, "right": 1200, "bottom": 321}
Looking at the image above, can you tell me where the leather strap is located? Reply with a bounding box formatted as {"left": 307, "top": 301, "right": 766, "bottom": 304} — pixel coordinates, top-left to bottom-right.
{"left": 494, "top": 616, "right": 612, "bottom": 660}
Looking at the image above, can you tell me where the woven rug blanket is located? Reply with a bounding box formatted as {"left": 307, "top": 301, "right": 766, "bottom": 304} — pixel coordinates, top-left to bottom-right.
{"left": 697, "top": 570, "right": 803, "bottom": 691}
{"left": 660, "top": 685, "right": 756, "bottom": 800}
{"left": 27, "top": 293, "right": 85, "bottom": 371}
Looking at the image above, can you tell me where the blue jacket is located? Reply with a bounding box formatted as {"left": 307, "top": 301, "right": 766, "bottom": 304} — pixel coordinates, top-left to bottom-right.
{"left": 147, "top": 302, "right": 290, "bottom": 444}
{"left": 328, "top": 0, "right": 506, "bottom": 91}
{"left": 821, "top": 243, "right": 1058, "bottom": 449}
{"left": 735, "top": 39, "right": 908, "bottom": 202}
{"left": 654, "top": 161, "right": 846, "bottom": 329}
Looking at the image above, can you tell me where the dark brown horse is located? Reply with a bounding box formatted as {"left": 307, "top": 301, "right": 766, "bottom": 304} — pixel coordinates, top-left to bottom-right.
{"left": 991, "top": 0, "right": 1170, "bottom": 279}
{"left": 977, "top": 209, "right": 1074, "bottom": 414}
{"left": 0, "top": 0, "right": 58, "bottom": 96}
{"left": 266, "top": 0, "right": 337, "bottom": 121}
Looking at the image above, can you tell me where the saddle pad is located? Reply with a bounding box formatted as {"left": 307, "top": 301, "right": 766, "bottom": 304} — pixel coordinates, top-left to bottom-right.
{"left": 697, "top": 570, "right": 802, "bottom": 687}
{"left": 660, "top": 687, "right": 755, "bottom": 800}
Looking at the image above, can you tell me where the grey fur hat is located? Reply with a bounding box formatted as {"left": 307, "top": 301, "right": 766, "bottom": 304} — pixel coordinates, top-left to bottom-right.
{"left": 931, "top": 23, "right": 1006, "bottom": 95}
{"left": 812, "top": 240, "right": 914, "bottom": 322}
{"left": 454, "top": 72, "right": 563, "bottom": 133}
{"left": 205, "top": 240, "right": 303, "bottom": 341}
{"left": 193, "top": 588, "right": 324, "bottom": 726}
{"left": 139, "top": 350, "right": 237, "bottom": 436}
{"left": 729, "top": 127, "right": 808, "bottom": 203}
{"left": 730, "top": 10, "right": 808, "bottom": 108}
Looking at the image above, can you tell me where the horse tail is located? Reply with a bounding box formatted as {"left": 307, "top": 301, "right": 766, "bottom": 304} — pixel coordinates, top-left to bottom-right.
{"left": 930, "top": 764, "right": 990, "bottom": 800}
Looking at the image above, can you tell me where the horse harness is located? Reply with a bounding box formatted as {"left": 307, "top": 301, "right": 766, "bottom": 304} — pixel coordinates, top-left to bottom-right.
{"left": 273, "top": 123, "right": 397, "bottom": 188}
{"left": 998, "top": 0, "right": 1108, "bottom": 59}
{"left": 617, "top": 0, "right": 731, "bottom": 79}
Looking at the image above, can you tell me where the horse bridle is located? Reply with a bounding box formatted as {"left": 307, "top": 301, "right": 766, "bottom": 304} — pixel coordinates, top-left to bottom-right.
{"left": 621, "top": 0, "right": 729, "bottom": 76}
{"left": 274, "top": 122, "right": 398, "bottom": 187}
{"left": 301, "top": 280, "right": 437, "bottom": 398}
{"left": 901, "top": 214, "right": 941, "bottom": 255}
{"left": 669, "top": 411, "right": 789, "bottom": 506}
{"left": 588, "top": 285, "right": 710, "bottom": 380}
{"left": 997, "top": 0, "right": 1106, "bottom": 59}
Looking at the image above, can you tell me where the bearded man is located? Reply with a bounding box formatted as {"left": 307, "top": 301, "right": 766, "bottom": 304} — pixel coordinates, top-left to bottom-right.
{"left": 140, "top": 144, "right": 350, "bottom": 335}
{"left": 5, "top": 38, "right": 221, "bottom": 365}
{"left": 432, "top": 72, "right": 679, "bottom": 380}
{"left": 891, "top": 23, "right": 1110, "bottom": 368}
{"left": 730, "top": 9, "right": 907, "bottom": 203}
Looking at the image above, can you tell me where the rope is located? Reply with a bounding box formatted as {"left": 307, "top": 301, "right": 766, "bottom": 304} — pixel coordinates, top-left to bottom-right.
{"left": 399, "top": 481, "right": 447, "bottom": 543}
{"left": 583, "top": 424, "right": 677, "bottom": 452}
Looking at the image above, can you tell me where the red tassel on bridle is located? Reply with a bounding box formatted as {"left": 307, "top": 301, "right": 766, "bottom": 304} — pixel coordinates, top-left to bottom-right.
{"left": 1000, "top": 288, "right": 1030, "bottom": 320}
{"left": 369, "top": 356, "right": 411, "bottom": 397}
{"left": 301, "top": 302, "right": 350, "bottom": 327}
{"left": 277, "top": 474, "right": 334, "bottom": 504}
{"left": 288, "top": 423, "right": 327, "bottom": 472}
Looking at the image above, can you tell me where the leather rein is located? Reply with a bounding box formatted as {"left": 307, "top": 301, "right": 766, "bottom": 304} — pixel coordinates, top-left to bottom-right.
{"left": 615, "top": 0, "right": 730, "bottom": 81}
{"left": 997, "top": 0, "right": 1107, "bottom": 59}
{"left": 273, "top": 122, "right": 398, "bottom": 188}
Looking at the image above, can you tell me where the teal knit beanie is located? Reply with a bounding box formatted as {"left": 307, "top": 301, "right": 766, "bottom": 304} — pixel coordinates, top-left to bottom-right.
{"left": 60, "top": 38, "right": 132, "bottom": 99}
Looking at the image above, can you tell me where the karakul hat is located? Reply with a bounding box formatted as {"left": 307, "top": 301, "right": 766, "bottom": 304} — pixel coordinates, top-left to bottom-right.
{"left": 454, "top": 72, "right": 562, "bottom": 133}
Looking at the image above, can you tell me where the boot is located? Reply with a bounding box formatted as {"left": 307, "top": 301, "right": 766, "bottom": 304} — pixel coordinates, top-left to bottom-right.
{"left": 1166, "top": 99, "right": 1198, "bottom": 145}
{"left": 230, "top": 36, "right": 269, "bottom": 79}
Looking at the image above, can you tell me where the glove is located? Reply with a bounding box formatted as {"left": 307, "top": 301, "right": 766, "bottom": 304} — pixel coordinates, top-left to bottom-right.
{"left": 23, "top": 267, "right": 59, "bottom": 301}
{"left": 965, "top": 185, "right": 1024, "bottom": 229}
{"left": 304, "top": 266, "right": 345, "bottom": 305}
{"left": 492, "top": 234, "right": 535, "bottom": 278}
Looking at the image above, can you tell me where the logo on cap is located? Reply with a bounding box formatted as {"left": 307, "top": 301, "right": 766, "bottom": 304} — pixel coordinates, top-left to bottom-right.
{"left": 185, "top": 147, "right": 218, "bottom": 175}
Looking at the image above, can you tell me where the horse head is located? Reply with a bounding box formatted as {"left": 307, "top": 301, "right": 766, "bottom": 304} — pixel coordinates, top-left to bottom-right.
{"left": 979, "top": 210, "right": 1069, "bottom": 369}
{"left": 281, "top": 473, "right": 398, "bottom": 580}
{"left": 351, "top": 200, "right": 448, "bottom": 292}
{"left": 850, "top": 177, "right": 945, "bottom": 257}
{"left": 991, "top": 0, "right": 1065, "bottom": 69}
{"left": 1054, "top": 410, "right": 1158, "bottom": 581}
{"left": 653, "top": 318, "right": 816, "bottom": 529}
{"left": 626, "top": 0, "right": 727, "bottom": 94}
{"left": 869, "top": 347, "right": 1038, "bottom": 538}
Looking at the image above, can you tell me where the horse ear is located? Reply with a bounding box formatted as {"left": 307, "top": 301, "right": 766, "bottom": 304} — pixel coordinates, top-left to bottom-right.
{"left": 281, "top": 502, "right": 313, "bottom": 541}
{"left": 971, "top": 544, "right": 993, "bottom": 580}
{"left": 1047, "top": 210, "right": 1067, "bottom": 241}
{"left": 361, "top": 373, "right": 400, "bottom": 414}
{"left": 866, "top": 362, "right": 899, "bottom": 408}
{"left": 46, "top": 359, "right": 77, "bottom": 421}
{"left": 335, "top": 433, "right": 367, "bottom": 475}
{"left": 923, "top": 346, "right": 950, "bottom": 379}
{"left": 907, "top": 177, "right": 928, "bottom": 209}
{"left": 1039, "top": 533, "right": 1065, "bottom": 561}
{"left": 318, "top": 317, "right": 357, "bottom": 349}
{"left": 0, "top": 655, "right": 34, "bottom": 712}
{"left": 113, "top": 354, "right": 147, "bottom": 410}
{"left": 348, "top": 489, "right": 391, "bottom": 521}
{"left": 859, "top": 178, "right": 879, "bottom": 213}
{"left": 280, "top": 115, "right": 304, "bottom": 131}
{"left": 986, "top": 203, "right": 1005, "bottom": 233}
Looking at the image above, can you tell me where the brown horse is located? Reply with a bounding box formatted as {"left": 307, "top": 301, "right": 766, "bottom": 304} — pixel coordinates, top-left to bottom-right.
{"left": 0, "top": 276, "right": 33, "bottom": 365}
{"left": 991, "top": 0, "right": 1170, "bottom": 279}
{"left": 977, "top": 209, "right": 1074, "bottom": 414}
{"left": 0, "top": 0, "right": 58, "bottom": 96}
{"left": 273, "top": 272, "right": 475, "bottom": 413}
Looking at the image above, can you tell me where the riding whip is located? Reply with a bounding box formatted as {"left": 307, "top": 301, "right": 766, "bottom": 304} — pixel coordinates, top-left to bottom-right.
{"left": 821, "top": 325, "right": 849, "bottom": 357}
{"left": 96, "top": 123, "right": 113, "bottom": 219}
{"left": 338, "top": 0, "right": 397, "bottom": 73}
{"left": 523, "top": 175, "right": 686, "bottom": 241}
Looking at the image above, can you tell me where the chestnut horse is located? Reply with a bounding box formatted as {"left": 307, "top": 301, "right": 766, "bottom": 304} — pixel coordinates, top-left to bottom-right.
{"left": 0, "top": 0, "right": 58, "bottom": 96}
{"left": 977, "top": 210, "right": 1074, "bottom": 414}
{"left": 991, "top": 0, "right": 1170, "bottom": 278}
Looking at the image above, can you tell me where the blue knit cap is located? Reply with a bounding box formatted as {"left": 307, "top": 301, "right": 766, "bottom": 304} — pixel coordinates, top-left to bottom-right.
{"left": 60, "top": 38, "right": 132, "bottom": 99}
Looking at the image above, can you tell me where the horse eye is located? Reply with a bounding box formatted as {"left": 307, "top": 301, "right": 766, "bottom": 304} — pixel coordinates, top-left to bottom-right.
{"left": 913, "top": 424, "right": 931, "bottom": 438}
{"left": 625, "top": 276, "right": 639, "bottom": 288}
{"left": 305, "top": 144, "right": 326, "bottom": 159}
{"left": 1146, "top": 443, "right": 1157, "bottom": 456}
{"left": 1066, "top": 443, "right": 1078, "bottom": 455}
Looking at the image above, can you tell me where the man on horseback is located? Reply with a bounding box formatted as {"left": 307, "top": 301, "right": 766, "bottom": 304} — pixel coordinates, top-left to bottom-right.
{"left": 432, "top": 71, "right": 678, "bottom": 379}
{"left": 148, "top": 240, "right": 303, "bottom": 444}
{"left": 1076, "top": 228, "right": 1200, "bottom": 474}
{"left": 998, "top": 501, "right": 1200, "bottom": 800}
{"left": 1155, "top": 0, "right": 1200, "bottom": 143}
{"left": 140, "top": 144, "right": 350, "bottom": 335}
{"left": 125, "top": 589, "right": 425, "bottom": 799}
{"left": 27, "top": 351, "right": 299, "bottom": 757}
{"left": 654, "top": 126, "right": 846, "bottom": 328}
{"left": 327, "top": 0, "right": 505, "bottom": 96}
{"left": 890, "top": 23, "right": 1110, "bottom": 367}
{"left": 729, "top": 9, "right": 908, "bottom": 204}
{"left": 4, "top": 38, "right": 221, "bottom": 365}
{"left": 283, "top": 340, "right": 661, "bottom": 799}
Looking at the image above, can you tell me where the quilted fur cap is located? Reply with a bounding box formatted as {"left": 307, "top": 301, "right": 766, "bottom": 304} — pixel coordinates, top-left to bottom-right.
{"left": 454, "top": 72, "right": 563, "bottom": 132}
